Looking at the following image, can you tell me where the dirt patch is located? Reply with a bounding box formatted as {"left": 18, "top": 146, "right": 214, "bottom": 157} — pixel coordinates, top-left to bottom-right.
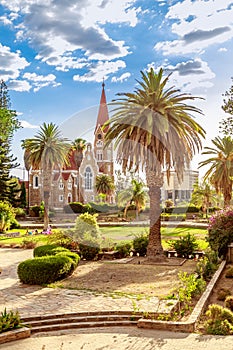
{"left": 59, "top": 258, "right": 197, "bottom": 298}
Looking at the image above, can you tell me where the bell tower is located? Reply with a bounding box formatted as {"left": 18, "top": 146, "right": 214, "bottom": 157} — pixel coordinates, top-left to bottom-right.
{"left": 94, "top": 81, "right": 114, "bottom": 178}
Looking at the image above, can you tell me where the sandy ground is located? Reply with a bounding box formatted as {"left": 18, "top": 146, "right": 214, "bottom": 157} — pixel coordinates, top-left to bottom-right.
{"left": 2, "top": 327, "right": 233, "bottom": 350}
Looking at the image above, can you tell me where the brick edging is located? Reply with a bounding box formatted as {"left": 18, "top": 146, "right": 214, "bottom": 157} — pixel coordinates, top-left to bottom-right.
{"left": 0, "top": 327, "right": 31, "bottom": 344}
{"left": 137, "top": 260, "right": 226, "bottom": 332}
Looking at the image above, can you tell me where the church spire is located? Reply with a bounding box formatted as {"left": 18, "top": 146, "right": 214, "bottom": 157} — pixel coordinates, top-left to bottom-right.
{"left": 95, "top": 79, "right": 109, "bottom": 133}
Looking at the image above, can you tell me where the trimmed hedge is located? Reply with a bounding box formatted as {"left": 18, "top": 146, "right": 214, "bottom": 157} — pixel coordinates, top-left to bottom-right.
{"left": 56, "top": 251, "right": 80, "bottom": 270}
{"left": 33, "top": 245, "right": 69, "bottom": 257}
{"left": 17, "top": 255, "right": 73, "bottom": 285}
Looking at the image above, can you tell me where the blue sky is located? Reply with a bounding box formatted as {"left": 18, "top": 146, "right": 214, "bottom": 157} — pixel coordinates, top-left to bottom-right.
{"left": 1, "top": 0, "right": 233, "bottom": 178}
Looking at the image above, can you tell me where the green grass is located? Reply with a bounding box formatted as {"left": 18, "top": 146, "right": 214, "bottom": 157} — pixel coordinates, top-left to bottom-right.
{"left": 0, "top": 225, "right": 208, "bottom": 251}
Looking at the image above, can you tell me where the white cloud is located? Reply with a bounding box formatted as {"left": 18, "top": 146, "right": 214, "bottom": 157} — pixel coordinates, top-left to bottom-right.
{"left": 0, "top": 0, "right": 138, "bottom": 73}
{"left": 20, "top": 120, "right": 39, "bottom": 129}
{"left": 155, "top": 0, "right": 233, "bottom": 56}
{"left": 111, "top": 72, "right": 131, "bottom": 83}
{"left": 8, "top": 79, "right": 31, "bottom": 92}
{"left": 218, "top": 47, "right": 227, "bottom": 52}
{"left": 73, "top": 60, "right": 126, "bottom": 82}
{"left": 23, "top": 72, "right": 61, "bottom": 92}
{"left": 0, "top": 43, "right": 29, "bottom": 81}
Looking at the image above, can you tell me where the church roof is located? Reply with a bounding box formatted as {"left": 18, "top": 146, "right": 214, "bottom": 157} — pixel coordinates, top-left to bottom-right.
{"left": 95, "top": 82, "right": 109, "bottom": 133}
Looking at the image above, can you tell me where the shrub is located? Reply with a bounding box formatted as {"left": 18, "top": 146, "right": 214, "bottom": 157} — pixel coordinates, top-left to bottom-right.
{"left": 204, "top": 304, "right": 233, "bottom": 335}
{"left": 17, "top": 255, "right": 73, "bottom": 285}
{"left": 225, "top": 296, "right": 233, "bottom": 311}
{"left": 56, "top": 251, "right": 80, "bottom": 271}
{"left": 47, "top": 229, "right": 79, "bottom": 251}
{"left": 14, "top": 207, "right": 26, "bottom": 218}
{"left": 195, "top": 249, "right": 219, "bottom": 281}
{"left": 21, "top": 238, "right": 37, "bottom": 249}
{"left": 0, "top": 308, "right": 22, "bottom": 333}
{"left": 168, "top": 233, "right": 198, "bottom": 258}
{"left": 133, "top": 232, "right": 148, "bottom": 256}
{"left": 0, "top": 201, "right": 16, "bottom": 233}
{"left": 207, "top": 207, "right": 233, "bottom": 257}
{"left": 74, "top": 213, "right": 100, "bottom": 241}
{"left": 225, "top": 266, "right": 233, "bottom": 278}
{"left": 79, "top": 244, "right": 100, "bottom": 260}
{"left": 30, "top": 205, "right": 40, "bottom": 217}
{"left": 217, "top": 288, "right": 231, "bottom": 301}
{"left": 115, "top": 241, "right": 132, "bottom": 258}
{"left": 33, "top": 244, "right": 69, "bottom": 257}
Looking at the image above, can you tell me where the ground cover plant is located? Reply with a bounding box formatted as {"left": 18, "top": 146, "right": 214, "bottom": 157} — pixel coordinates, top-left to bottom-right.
{"left": 0, "top": 308, "right": 22, "bottom": 333}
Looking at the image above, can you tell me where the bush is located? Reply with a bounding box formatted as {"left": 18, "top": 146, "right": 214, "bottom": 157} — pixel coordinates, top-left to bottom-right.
{"left": 0, "top": 201, "right": 16, "bottom": 233}
{"left": 79, "top": 244, "right": 100, "bottom": 260}
{"left": 47, "top": 229, "right": 79, "bottom": 251}
{"left": 21, "top": 238, "right": 37, "bottom": 249}
{"left": 0, "top": 308, "right": 22, "bottom": 333}
{"left": 89, "top": 202, "right": 118, "bottom": 213}
{"left": 217, "top": 288, "right": 231, "bottom": 301}
{"left": 225, "top": 266, "right": 233, "bottom": 278}
{"left": 14, "top": 207, "right": 26, "bottom": 218}
{"left": 74, "top": 213, "right": 100, "bottom": 241}
{"left": 115, "top": 241, "right": 132, "bottom": 258}
{"left": 225, "top": 296, "right": 233, "bottom": 311}
{"left": 64, "top": 202, "right": 96, "bottom": 214}
{"left": 56, "top": 251, "right": 80, "bottom": 271}
{"left": 204, "top": 304, "right": 233, "bottom": 335}
{"left": 30, "top": 205, "right": 40, "bottom": 217}
{"left": 168, "top": 233, "right": 198, "bottom": 258}
{"left": 133, "top": 232, "right": 148, "bottom": 256}
{"left": 196, "top": 249, "right": 219, "bottom": 281}
{"left": 33, "top": 244, "right": 69, "bottom": 257}
{"left": 17, "top": 255, "right": 73, "bottom": 285}
{"left": 207, "top": 207, "right": 233, "bottom": 257}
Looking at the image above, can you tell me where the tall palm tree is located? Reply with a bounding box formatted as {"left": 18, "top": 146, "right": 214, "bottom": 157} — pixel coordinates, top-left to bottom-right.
{"left": 21, "top": 123, "right": 71, "bottom": 229}
{"left": 191, "top": 181, "right": 216, "bottom": 218}
{"left": 105, "top": 68, "right": 205, "bottom": 261}
{"left": 199, "top": 136, "right": 233, "bottom": 208}
{"left": 95, "top": 174, "right": 115, "bottom": 201}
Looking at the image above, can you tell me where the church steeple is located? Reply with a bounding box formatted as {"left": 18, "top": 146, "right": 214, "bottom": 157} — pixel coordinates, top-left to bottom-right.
{"left": 95, "top": 80, "right": 109, "bottom": 133}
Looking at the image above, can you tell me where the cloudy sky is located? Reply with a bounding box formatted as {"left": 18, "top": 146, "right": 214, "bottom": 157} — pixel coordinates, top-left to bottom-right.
{"left": 1, "top": 0, "right": 233, "bottom": 178}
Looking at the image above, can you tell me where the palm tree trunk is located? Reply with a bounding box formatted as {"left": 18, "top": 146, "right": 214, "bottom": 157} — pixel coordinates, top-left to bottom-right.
{"left": 42, "top": 166, "right": 52, "bottom": 230}
{"left": 224, "top": 185, "right": 232, "bottom": 208}
{"left": 146, "top": 167, "right": 165, "bottom": 261}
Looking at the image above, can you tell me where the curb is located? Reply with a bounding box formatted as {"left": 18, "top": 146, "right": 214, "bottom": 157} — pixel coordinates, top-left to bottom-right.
{"left": 0, "top": 327, "right": 31, "bottom": 345}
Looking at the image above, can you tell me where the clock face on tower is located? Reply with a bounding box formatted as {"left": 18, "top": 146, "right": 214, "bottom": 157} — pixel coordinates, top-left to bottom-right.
{"left": 97, "top": 134, "right": 102, "bottom": 139}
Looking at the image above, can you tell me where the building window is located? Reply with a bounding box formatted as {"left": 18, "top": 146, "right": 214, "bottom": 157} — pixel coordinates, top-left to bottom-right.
{"left": 97, "top": 150, "right": 103, "bottom": 161}
{"left": 59, "top": 182, "right": 64, "bottom": 190}
{"left": 67, "top": 182, "right": 72, "bottom": 190}
{"left": 59, "top": 195, "right": 64, "bottom": 202}
{"left": 96, "top": 140, "right": 103, "bottom": 147}
{"left": 68, "top": 193, "right": 72, "bottom": 203}
{"left": 84, "top": 166, "right": 93, "bottom": 190}
{"left": 33, "top": 175, "right": 39, "bottom": 188}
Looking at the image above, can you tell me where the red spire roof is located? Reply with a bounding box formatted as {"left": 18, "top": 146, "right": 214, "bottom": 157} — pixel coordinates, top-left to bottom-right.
{"left": 95, "top": 81, "right": 109, "bottom": 133}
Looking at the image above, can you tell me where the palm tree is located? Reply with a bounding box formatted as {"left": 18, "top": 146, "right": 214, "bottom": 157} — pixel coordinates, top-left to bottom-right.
{"left": 117, "top": 179, "right": 147, "bottom": 219}
{"left": 72, "top": 138, "right": 86, "bottom": 169}
{"left": 21, "top": 122, "right": 71, "bottom": 229}
{"left": 199, "top": 136, "right": 233, "bottom": 208}
{"left": 191, "top": 181, "right": 216, "bottom": 218}
{"left": 95, "top": 174, "right": 115, "bottom": 201}
{"left": 105, "top": 68, "right": 205, "bottom": 261}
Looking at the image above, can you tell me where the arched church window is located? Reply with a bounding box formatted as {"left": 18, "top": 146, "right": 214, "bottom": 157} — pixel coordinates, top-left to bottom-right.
{"left": 33, "top": 175, "right": 39, "bottom": 188}
{"left": 97, "top": 150, "right": 103, "bottom": 161}
{"left": 84, "top": 166, "right": 93, "bottom": 190}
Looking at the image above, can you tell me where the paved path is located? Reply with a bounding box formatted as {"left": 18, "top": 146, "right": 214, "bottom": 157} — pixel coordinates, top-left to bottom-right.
{"left": 1, "top": 248, "right": 233, "bottom": 350}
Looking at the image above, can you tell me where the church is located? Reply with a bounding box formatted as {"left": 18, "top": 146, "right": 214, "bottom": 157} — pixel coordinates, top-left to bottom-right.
{"left": 28, "top": 82, "right": 115, "bottom": 211}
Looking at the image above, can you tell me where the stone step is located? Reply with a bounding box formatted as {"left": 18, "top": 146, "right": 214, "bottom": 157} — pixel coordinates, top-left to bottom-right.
{"left": 24, "top": 314, "right": 141, "bottom": 328}
{"left": 28, "top": 320, "right": 138, "bottom": 334}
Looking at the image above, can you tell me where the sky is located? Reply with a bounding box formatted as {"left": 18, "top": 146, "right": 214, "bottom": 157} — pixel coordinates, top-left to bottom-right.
{"left": 1, "top": 0, "right": 233, "bottom": 179}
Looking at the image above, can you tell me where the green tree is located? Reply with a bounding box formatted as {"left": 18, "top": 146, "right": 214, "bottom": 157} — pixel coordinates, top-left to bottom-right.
{"left": 0, "top": 201, "right": 16, "bottom": 233}
{"left": 117, "top": 179, "right": 147, "bottom": 219}
{"left": 95, "top": 174, "right": 115, "bottom": 200}
{"left": 0, "top": 81, "right": 20, "bottom": 202}
{"left": 21, "top": 123, "right": 71, "bottom": 230}
{"left": 105, "top": 68, "right": 205, "bottom": 261}
{"left": 191, "top": 181, "right": 216, "bottom": 218}
{"left": 19, "top": 181, "right": 27, "bottom": 208}
{"left": 199, "top": 136, "right": 233, "bottom": 208}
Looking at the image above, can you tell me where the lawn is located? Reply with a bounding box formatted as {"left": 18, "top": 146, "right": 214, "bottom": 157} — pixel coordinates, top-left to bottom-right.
{"left": 0, "top": 225, "right": 209, "bottom": 251}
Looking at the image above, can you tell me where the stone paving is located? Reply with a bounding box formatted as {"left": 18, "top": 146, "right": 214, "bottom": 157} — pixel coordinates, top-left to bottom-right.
{"left": 0, "top": 248, "right": 167, "bottom": 319}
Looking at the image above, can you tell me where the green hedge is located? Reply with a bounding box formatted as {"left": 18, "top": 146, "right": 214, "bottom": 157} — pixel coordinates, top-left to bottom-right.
{"left": 63, "top": 202, "right": 96, "bottom": 214}
{"left": 162, "top": 206, "right": 200, "bottom": 214}
{"left": 33, "top": 244, "right": 70, "bottom": 257}
{"left": 17, "top": 255, "right": 73, "bottom": 285}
